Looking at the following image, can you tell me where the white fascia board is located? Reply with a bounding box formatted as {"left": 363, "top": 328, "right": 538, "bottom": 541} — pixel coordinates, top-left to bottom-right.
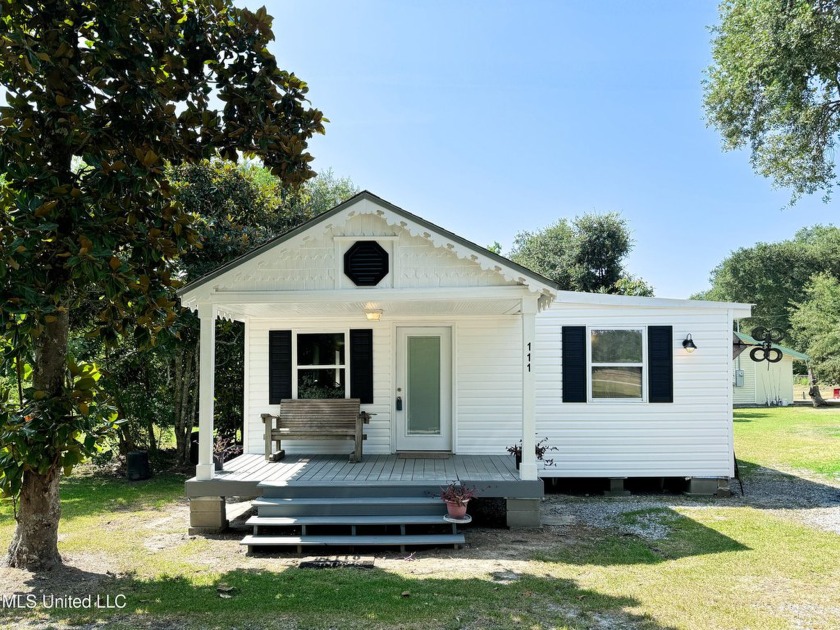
{"left": 553, "top": 289, "right": 752, "bottom": 317}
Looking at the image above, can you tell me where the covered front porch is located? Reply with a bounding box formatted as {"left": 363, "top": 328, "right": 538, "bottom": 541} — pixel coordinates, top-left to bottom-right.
{"left": 177, "top": 192, "right": 561, "bottom": 542}
{"left": 186, "top": 453, "right": 544, "bottom": 533}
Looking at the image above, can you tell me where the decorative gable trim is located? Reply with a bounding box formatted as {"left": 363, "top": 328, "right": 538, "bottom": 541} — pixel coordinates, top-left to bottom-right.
{"left": 178, "top": 191, "right": 557, "bottom": 308}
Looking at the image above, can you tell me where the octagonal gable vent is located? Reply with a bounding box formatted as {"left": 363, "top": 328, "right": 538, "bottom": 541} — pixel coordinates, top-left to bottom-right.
{"left": 344, "top": 241, "right": 389, "bottom": 286}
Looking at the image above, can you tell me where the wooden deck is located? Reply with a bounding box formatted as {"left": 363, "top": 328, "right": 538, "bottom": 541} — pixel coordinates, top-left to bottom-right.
{"left": 185, "top": 453, "right": 541, "bottom": 499}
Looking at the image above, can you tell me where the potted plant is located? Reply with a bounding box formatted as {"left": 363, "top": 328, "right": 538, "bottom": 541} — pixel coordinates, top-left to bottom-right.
{"left": 440, "top": 481, "right": 476, "bottom": 519}
{"left": 506, "top": 437, "right": 557, "bottom": 469}
{"left": 213, "top": 436, "right": 230, "bottom": 471}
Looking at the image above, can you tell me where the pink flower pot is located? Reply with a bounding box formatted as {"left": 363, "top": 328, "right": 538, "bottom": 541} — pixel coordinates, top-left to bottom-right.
{"left": 445, "top": 500, "right": 468, "bottom": 519}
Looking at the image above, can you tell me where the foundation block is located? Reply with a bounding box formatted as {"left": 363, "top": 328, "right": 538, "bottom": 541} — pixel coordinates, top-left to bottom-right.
{"left": 189, "top": 496, "right": 228, "bottom": 533}
{"left": 506, "top": 498, "right": 541, "bottom": 528}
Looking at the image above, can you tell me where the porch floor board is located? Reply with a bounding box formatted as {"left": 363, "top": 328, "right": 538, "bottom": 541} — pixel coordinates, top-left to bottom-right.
{"left": 186, "top": 453, "right": 539, "bottom": 499}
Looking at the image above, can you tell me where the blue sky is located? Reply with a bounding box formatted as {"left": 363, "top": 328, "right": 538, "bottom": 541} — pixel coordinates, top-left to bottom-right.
{"left": 268, "top": 2, "right": 836, "bottom": 298}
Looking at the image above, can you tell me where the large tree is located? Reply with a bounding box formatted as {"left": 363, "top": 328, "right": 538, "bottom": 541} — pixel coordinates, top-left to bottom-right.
{"left": 790, "top": 273, "right": 840, "bottom": 389}
{"left": 704, "top": 0, "right": 840, "bottom": 203}
{"left": 509, "top": 212, "right": 653, "bottom": 295}
{"left": 697, "top": 225, "right": 840, "bottom": 336}
{"left": 697, "top": 225, "right": 840, "bottom": 405}
{"left": 0, "top": 1, "right": 324, "bottom": 570}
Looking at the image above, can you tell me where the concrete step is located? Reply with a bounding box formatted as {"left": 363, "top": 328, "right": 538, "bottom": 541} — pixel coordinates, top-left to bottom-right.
{"left": 241, "top": 533, "right": 465, "bottom": 551}
{"left": 253, "top": 496, "right": 443, "bottom": 517}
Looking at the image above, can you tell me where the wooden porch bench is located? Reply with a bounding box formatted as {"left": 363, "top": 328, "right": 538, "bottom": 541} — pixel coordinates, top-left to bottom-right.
{"left": 261, "top": 398, "right": 369, "bottom": 463}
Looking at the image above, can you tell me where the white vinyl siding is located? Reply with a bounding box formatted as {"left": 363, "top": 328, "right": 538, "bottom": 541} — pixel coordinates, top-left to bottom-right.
{"left": 536, "top": 303, "right": 735, "bottom": 478}
{"left": 455, "top": 318, "right": 522, "bottom": 454}
{"left": 244, "top": 303, "right": 737, "bottom": 479}
{"left": 244, "top": 316, "right": 524, "bottom": 457}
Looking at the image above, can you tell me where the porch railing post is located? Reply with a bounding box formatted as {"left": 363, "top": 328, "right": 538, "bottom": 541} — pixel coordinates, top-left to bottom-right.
{"left": 520, "top": 296, "right": 538, "bottom": 480}
{"left": 196, "top": 302, "right": 216, "bottom": 481}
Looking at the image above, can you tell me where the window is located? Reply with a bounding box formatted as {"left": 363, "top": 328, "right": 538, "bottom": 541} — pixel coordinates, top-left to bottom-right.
{"left": 589, "top": 328, "right": 644, "bottom": 400}
{"left": 296, "top": 333, "right": 346, "bottom": 399}
{"left": 269, "top": 329, "right": 374, "bottom": 404}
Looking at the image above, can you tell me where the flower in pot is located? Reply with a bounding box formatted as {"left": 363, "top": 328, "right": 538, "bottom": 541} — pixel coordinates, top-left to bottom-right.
{"left": 213, "top": 436, "right": 230, "bottom": 471}
{"left": 440, "top": 481, "right": 476, "bottom": 519}
{"left": 506, "top": 437, "right": 557, "bottom": 469}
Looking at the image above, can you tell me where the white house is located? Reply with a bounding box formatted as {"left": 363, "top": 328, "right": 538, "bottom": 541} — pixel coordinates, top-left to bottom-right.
{"left": 733, "top": 331, "right": 808, "bottom": 406}
{"left": 179, "top": 192, "right": 751, "bottom": 535}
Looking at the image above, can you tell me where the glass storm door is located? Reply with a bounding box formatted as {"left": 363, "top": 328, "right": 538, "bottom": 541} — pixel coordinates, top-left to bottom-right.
{"left": 396, "top": 327, "right": 452, "bottom": 451}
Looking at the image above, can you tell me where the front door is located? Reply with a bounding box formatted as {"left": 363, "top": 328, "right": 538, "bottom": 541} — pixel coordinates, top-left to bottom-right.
{"left": 396, "top": 327, "right": 452, "bottom": 451}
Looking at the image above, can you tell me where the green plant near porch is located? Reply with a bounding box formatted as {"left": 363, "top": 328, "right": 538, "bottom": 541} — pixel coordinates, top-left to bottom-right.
{"left": 506, "top": 436, "right": 558, "bottom": 467}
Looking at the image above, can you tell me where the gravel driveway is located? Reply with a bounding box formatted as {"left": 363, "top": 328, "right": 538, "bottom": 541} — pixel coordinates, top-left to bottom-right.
{"left": 541, "top": 465, "right": 840, "bottom": 539}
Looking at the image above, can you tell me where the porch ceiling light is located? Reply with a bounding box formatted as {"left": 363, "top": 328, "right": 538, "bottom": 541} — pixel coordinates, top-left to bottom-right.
{"left": 682, "top": 333, "right": 697, "bottom": 353}
{"left": 365, "top": 308, "right": 383, "bottom": 322}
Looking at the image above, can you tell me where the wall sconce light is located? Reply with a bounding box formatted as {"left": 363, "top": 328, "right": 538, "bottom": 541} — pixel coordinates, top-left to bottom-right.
{"left": 682, "top": 334, "right": 697, "bottom": 353}
{"left": 364, "top": 308, "right": 383, "bottom": 322}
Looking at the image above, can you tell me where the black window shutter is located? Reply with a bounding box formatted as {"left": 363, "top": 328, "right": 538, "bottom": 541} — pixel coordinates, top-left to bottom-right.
{"left": 648, "top": 325, "right": 673, "bottom": 403}
{"left": 562, "top": 326, "right": 587, "bottom": 403}
{"left": 268, "top": 330, "right": 292, "bottom": 404}
{"left": 350, "top": 329, "right": 374, "bottom": 404}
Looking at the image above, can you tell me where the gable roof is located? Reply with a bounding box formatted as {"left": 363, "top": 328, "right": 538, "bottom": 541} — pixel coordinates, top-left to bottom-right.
{"left": 733, "top": 331, "right": 810, "bottom": 361}
{"left": 177, "top": 190, "right": 559, "bottom": 299}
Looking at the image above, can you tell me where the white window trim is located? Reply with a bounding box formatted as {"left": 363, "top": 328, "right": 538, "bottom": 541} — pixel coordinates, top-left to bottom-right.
{"left": 586, "top": 326, "right": 647, "bottom": 403}
{"left": 291, "top": 329, "right": 351, "bottom": 399}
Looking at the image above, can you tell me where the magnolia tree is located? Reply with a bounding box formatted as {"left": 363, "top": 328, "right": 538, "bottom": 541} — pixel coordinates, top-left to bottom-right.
{"left": 0, "top": 1, "right": 324, "bottom": 569}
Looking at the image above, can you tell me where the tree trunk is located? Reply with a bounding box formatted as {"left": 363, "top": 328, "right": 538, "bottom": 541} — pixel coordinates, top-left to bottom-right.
{"left": 114, "top": 398, "right": 135, "bottom": 455}
{"left": 4, "top": 311, "right": 69, "bottom": 570}
{"left": 808, "top": 367, "right": 828, "bottom": 407}
{"left": 142, "top": 362, "right": 157, "bottom": 453}
{"left": 173, "top": 342, "right": 197, "bottom": 465}
{"left": 4, "top": 469, "right": 62, "bottom": 569}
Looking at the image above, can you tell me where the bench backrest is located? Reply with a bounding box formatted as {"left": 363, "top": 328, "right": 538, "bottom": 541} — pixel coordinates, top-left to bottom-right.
{"left": 276, "top": 398, "right": 361, "bottom": 432}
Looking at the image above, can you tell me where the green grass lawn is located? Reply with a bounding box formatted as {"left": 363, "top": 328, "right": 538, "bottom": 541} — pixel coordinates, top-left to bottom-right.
{"left": 734, "top": 405, "right": 840, "bottom": 478}
{"left": 0, "top": 407, "right": 838, "bottom": 629}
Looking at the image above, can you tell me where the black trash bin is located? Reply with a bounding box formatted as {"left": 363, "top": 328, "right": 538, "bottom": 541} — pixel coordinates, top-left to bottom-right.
{"left": 126, "top": 450, "right": 151, "bottom": 481}
{"left": 189, "top": 431, "right": 200, "bottom": 465}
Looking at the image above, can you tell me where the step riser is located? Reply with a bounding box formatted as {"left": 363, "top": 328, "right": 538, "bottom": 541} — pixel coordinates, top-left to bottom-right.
{"left": 247, "top": 515, "right": 450, "bottom": 527}
{"left": 258, "top": 484, "right": 443, "bottom": 499}
{"left": 257, "top": 504, "right": 444, "bottom": 517}
{"left": 241, "top": 534, "right": 465, "bottom": 548}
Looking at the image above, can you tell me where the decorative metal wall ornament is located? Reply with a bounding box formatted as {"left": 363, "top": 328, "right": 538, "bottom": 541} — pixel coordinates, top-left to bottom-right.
{"left": 749, "top": 327, "right": 784, "bottom": 364}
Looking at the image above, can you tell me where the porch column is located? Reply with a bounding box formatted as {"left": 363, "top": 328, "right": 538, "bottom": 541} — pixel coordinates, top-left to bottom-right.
{"left": 196, "top": 303, "right": 216, "bottom": 481}
{"left": 520, "top": 296, "right": 538, "bottom": 480}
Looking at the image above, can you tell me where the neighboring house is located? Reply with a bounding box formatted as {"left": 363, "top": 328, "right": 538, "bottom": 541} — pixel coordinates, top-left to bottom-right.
{"left": 733, "top": 331, "right": 809, "bottom": 406}
{"left": 179, "top": 191, "right": 751, "bottom": 532}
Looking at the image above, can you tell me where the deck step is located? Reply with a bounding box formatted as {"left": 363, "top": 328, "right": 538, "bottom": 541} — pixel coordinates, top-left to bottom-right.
{"left": 252, "top": 496, "right": 440, "bottom": 507}
{"left": 253, "top": 496, "right": 442, "bottom": 517}
{"left": 257, "top": 482, "right": 443, "bottom": 499}
{"left": 246, "top": 514, "right": 449, "bottom": 528}
{"left": 241, "top": 534, "right": 465, "bottom": 549}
